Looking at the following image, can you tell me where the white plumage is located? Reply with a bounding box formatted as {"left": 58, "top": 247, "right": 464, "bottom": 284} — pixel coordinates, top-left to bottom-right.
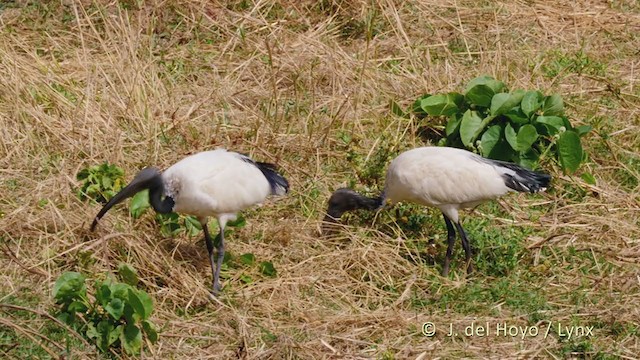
{"left": 324, "top": 146, "right": 550, "bottom": 276}
{"left": 164, "top": 150, "right": 279, "bottom": 217}
{"left": 91, "top": 149, "right": 289, "bottom": 295}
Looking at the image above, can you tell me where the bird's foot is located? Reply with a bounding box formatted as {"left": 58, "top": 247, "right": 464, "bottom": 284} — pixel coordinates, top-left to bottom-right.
{"left": 210, "top": 281, "right": 222, "bottom": 297}
{"left": 465, "top": 261, "right": 474, "bottom": 275}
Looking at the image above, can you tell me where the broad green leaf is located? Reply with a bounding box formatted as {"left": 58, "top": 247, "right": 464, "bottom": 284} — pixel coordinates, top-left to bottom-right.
{"left": 516, "top": 124, "right": 538, "bottom": 152}
{"left": 96, "top": 320, "right": 114, "bottom": 352}
{"left": 510, "top": 89, "right": 526, "bottom": 103}
{"left": 129, "top": 190, "right": 149, "bottom": 219}
{"left": 184, "top": 215, "right": 203, "bottom": 236}
{"left": 420, "top": 93, "right": 461, "bottom": 116}
{"left": 238, "top": 253, "right": 256, "bottom": 266}
{"left": 445, "top": 113, "right": 462, "bottom": 136}
{"left": 490, "top": 93, "right": 520, "bottom": 116}
{"left": 123, "top": 303, "right": 137, "bottom": 324}
{"left": 504, "top": 106, "right": 529, "bottom": 124}
{"left": 448, "top": 92, "right": 464, "bottom": 107}
{"left": 561, "top": 116, "right": 574, "bottom": 131}
{"left": 465, "top": 75, "right": 505, "bottom": 94}
{"left": 521, "top": 91, "right": 543, "bottom": 117}
{"left": 157, "top": 212, "right": 181, "bottom": 236}
{"left": 505, "top": 123, "right": 518, "bottom": 150}
{"left": 67, "top": 301, "right": 88, "bottom": 313}
{"left": 488, "top": 139, "right": 515, "bottom": 161}
{"left": 411, "top": 94, "right": 431, "bottom": 115}
{"left": 86, "top": 323, "right": 98, "bottom": 339}
{"left": 122, "top": 323, "right": 142, "bottom": 355}
{"left": 542, "top": 94, "right": 564, "bottom": 116}
{"left": 465, "top": 84, "right": 494, "bottom": 107}
{"left": 535, "top": 115, "right": 565, "bottom": 135}
{"left": 53, "top": 272, "right": 86, "bottom": 302}
{"left": 557, "top": 131, "right": 583, "bottom": 173}
{"left": 142, "top": 320, "right": 158, "bottom": 343}
{"left": 109, "top": 325, "right": 123, "bottom": 347}
{"left": 518, "top": 149, "right": 539, "bottom": 170}
{"left": 459, "top": 110, "right": 483, "bottom": 146}
{"left": 96, "top": 283, "right": 111, "bottom": 306}
{"left": 576, "top": 125, "right": 592, "bottom": 136}
{"left": 227, "top": 214, "right": 246, "bottom": 228}
{"left": 581, "top": 172, "right": 596, "bottom": 185}
{"left": 259, "top": 261, "right": 277, "bottom": 277}
{"left": 117, "top": 263, "right": 139, "bottom": 286}
{"left": 128, "top": 288, "right": 153, "bottom": 320}
{"left": 105, "top": 298, "right": 125, "bottom": 320}
{"left": 56, "top": 312, "right": 72, "bottom": 326}
{"left": 480, "top": 125, "right": 502, "bottom": 157}
{"left": 109, "top": 282, "right": 131, "bottom": 301}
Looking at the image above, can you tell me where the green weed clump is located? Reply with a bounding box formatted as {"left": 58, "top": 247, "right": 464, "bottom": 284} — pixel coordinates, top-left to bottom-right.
{"left": 76, "top": 163, "right": 125, "bottom": 203}
{"left": 52, "top": 264, "right": 158, "bottom": 356}
{"left": 411, "top": 76, "right": 591, "bottom": 173}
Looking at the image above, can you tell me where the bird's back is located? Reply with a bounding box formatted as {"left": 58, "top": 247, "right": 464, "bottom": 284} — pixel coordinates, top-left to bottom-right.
{"left": 384, "top": 147, "right": 511, "bottom": 207}
{"left": 163, "top": 150, "right": 275, "bottom": 216}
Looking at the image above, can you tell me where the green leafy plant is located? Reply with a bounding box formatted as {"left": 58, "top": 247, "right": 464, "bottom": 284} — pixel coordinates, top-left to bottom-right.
{"left": 220, "top": 251, "right": 278, "bottom": 286}
{"left": 412, "top": 75, "right": 591, "bottom": 173}
{"left": 52, "top": 265, "right": 158, "bottom": 356}
{"left": 77, "top": 163, "right": 125, "bottom": 203}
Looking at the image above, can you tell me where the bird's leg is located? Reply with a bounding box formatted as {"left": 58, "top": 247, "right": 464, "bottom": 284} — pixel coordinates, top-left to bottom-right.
{"left": 454, "top": 222, "right": 474, "bottom": 274}
{"left": 201, "top": 222, "right": 218, "bottom": 295}
{"left": 442, "top": 213, "right": 456, "bottom": 277}
{"left": 212, "top": 226, "right": 225, "bottom": 295}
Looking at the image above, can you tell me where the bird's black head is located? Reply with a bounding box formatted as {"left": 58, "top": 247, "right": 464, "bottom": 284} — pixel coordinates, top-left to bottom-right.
{"left": 321, "top": 188, "right": 384, "bottom": 235}
{"left": 90, "top": 167, "right": 163, "bottom": 231}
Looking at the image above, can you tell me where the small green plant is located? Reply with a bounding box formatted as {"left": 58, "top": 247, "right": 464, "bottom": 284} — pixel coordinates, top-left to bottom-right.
{"left": 411, "top": 75, "right": 591, "bottom": 173}
{"left": 77, "top": 163, "right": 125, "bottom": 203}
{"left": 542, "top": 50, "right": 607, "bottom": 79}
{"left": 221, "top": 252, "right": 278, "bottom": 286}
{"left": 52, "top": 264, "right": 158, "bottom": 356}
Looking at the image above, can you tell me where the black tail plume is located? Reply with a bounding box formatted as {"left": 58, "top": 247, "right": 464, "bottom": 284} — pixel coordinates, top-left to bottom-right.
{"left": 492, "top": 160, "right": 551, "bottom": 193}
{"left": 322, "top": 188, "right": 383, "bottom": 234}
{"left": 255, "top": 161, "right": 289, "bottom": 196}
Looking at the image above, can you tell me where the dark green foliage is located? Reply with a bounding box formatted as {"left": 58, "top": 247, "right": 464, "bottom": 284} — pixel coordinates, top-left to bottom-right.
{"left": 52, "top": 266, "right": 158, "bottom": 356}
{"left": 76, "top": 163, "right": 125, "bottom": 203}
{"left": 411, "top": 76, "right": 589, "bottom": 173}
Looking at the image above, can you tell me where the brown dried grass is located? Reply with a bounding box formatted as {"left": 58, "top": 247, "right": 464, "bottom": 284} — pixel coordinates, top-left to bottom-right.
{"left": 0, "top": 0, "right": 639, "bottom": 358}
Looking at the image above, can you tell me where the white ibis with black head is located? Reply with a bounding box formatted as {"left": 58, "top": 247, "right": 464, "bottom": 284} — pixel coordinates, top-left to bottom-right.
{"left": 91, "top": 149, "right": 289, "bottom": 295}
{"left": 323, "top": 146, "right": 551, "bottom": 276}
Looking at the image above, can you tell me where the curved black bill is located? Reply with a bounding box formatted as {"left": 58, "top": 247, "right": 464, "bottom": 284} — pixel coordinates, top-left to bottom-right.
{"left": 90, "top": 167, "right": 161, "bottom": 231}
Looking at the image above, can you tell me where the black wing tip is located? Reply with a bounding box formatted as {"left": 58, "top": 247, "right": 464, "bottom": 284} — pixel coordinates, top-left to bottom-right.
{"left": 252, "top": 161, "right": 289, "bottom": 195}
{"left": 502, "top": 171, "right": 552, "bottom": 193}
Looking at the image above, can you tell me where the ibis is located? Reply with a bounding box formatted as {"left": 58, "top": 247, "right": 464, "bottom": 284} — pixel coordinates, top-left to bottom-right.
{"left": 323, "top": 146, "right": 551, "bottom": 276}
{"left": 90, "top": 149, "right": 289, "bottom": 295}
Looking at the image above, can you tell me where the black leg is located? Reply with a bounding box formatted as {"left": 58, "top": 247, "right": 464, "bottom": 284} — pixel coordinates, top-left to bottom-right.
{"left": 442, "top": 213, "right": 456, "bottom": 276}
{"left": 202, "top": 222, "right": 218, "bottom": 294}
{"left": 454, "top": 222, "right": 474, "bottom": 274}
{"left": 213, "top": 227, "right": 225, "bottom": 295}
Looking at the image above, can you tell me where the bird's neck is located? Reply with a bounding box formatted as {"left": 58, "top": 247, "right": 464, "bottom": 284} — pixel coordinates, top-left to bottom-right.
{"left": 149, "top": 179, "right": 175, "bottom": 214}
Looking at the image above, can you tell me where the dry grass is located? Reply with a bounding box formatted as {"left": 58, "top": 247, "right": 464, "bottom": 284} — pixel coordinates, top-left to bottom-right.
{"left": 0, "top": 0, "right": 639, "bottom": 358}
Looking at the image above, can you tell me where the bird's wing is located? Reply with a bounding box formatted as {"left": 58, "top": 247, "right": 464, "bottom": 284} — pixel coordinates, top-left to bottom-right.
{"left": 164, "top": 150, "right": 272, "bottom": 215}
{"left": 387, "top": 148, "right": 510, "bottom": 206}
